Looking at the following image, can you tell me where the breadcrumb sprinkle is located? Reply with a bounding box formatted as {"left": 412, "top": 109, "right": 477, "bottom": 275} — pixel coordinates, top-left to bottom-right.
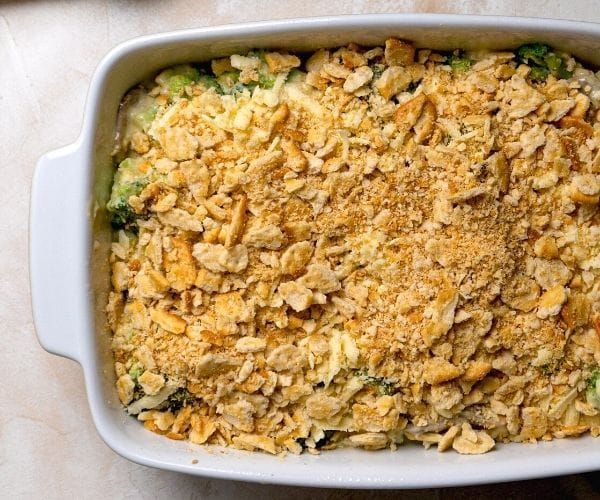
{"left": 106, "top": 41, "right": 600, "bottom": 455}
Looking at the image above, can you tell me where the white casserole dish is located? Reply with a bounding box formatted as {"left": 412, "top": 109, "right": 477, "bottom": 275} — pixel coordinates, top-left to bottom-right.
{"left": 30, "top": 14, "right": 600, "bottom": 488}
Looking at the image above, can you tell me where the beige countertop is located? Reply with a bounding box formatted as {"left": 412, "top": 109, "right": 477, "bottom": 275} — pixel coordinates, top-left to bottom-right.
{"left": 2, "top": 1, "right": 599, "bottom": 497}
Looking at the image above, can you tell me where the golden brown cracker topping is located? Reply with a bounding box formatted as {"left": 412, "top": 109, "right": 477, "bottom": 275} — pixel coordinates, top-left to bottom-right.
{"left": 107, "top": 40, "right": 600, "bottom": 455}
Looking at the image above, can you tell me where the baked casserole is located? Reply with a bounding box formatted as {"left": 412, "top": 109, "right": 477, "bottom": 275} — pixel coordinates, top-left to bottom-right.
{"left": 106, "top": 39, "right": 600, "bottom": 455}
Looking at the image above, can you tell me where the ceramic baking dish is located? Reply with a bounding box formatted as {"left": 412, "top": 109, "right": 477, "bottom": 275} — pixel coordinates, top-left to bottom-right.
{"left": 30, "top": 14, "right": 600, "bottom": 488}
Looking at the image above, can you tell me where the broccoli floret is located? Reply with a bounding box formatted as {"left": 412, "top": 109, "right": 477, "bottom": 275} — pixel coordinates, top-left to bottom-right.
{"left": 213, "top": 53, "right": 296, "bottom": 95}
{"left": 516, "top": 43, "right": 550, "bottom": 66}
{"left": 529, "top": 65, "right": 550, "bottom": 82}
{"left": 545, "top": 53, "right": 573, "bottom": 79}
{"left": 355, "top": 368, "right": 397, "bottom": 395}
{"left": 106, "top": 158, "right": 148, "bottom": 229}
{"left": 515, "top": 43, "right": 573, "bottom": 82}
{"left": 586, "top": 369, "right": 600, "bottom": 409}
{"left": 167, "top": 388, "right": 193, "bottom": 411}
{"left": 216, "top": 70, "right": 259, "bottom": 95}
{"left": 258, "top": 72, "right": 276, "bottom": 89}
{"left": 257, "top": 61, "right": 278, "bottom": 89}
{"left": 287, "top": 68, "right": 305, "bottom": 84}
{"left": 128, "top": 363, "right": 144, "bottom": 383}
{"left": 197, "top": 73, "right": 223, "bottom": 94}
{"left": 156, "top": 64, "right": 200, "bottom": 97}
{"left": 106, "top": 181, "right": 144, "bottom": 229}
{"left": 235, "top": 81, "right": 257, "bottom": 94}
{"left": 447, "top": 52, "right": 472, "bottom": 72}
{"left": 248, "top": 49, "right": 268, "bottom": 62}
{"left": 370, "top": 63, "right": 385, "bottom": 81}
{"left": 217, "top": 70, "right": 242, "bottom": 93}
{"left": 167, "top": 75, "right": 196, "bottom": 95}
{"left": 245, "top": 50, "right": 279, "bottom": 89}
{"left": 131, "top": 105, "right": 157, "bottom": 132}
{"left": 258, "top": 62, "right": 306, "bottom": 89}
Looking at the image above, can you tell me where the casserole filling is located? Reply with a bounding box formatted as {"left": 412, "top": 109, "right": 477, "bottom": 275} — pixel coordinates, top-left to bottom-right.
{"left": 107, "top": 40, "right": 600, "bottom": 455}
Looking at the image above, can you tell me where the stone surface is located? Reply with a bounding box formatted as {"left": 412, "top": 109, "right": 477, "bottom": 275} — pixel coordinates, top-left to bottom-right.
{"left": 1, "top": 1, "right": 599, "bottom": 497}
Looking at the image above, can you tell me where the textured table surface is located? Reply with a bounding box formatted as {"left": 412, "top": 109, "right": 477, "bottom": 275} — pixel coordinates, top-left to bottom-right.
{"left": 2, "top": 1, "right": 599, "bottom": 498}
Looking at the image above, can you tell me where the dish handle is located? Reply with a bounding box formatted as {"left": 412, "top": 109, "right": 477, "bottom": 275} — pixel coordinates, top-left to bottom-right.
{"left": 30, "top": 142, "right": 89, "bottom": 363}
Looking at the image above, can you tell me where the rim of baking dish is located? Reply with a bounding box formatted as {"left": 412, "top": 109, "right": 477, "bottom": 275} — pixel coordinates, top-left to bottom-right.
{"left": 37, "top": 14, "right": 600, "bottom": 488}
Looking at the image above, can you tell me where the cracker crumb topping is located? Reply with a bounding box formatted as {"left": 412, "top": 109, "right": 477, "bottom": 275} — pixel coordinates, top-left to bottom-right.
{"left": 106, "top": 41, "right": 600, "bottom": 455}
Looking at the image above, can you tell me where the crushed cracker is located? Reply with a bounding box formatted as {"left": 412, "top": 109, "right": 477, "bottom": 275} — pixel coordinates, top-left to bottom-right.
{"left": 106, "top": 40, "right": 600, "bottom": 456}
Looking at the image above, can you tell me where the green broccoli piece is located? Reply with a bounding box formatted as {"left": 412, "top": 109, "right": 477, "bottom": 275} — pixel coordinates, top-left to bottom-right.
{"left": 213, "top": 52, "right": 297, "bottom": 94}
{"left": 370, "top": 63, "right": 385, "bottom": 81}
{"left": 355, "top": 368, "right": 397, "bottom": 395}
{"left": 106, "top": 158, "right": 148, "bottom": 229}
{"left": 156, "top": 64, "right": 200, "bottom": 97}
{"left": 287, "top": 68, "right": 305, "bottom": 84}
{"left": 131, "top": 105, "right": 157, "bottom": 132}
{"left": 247, "top": 50, "right": 299, "bottom": 90}
{"left": 447, "top": 52, "right": 472, "bottom": 72}
{"left": 217, "top": 70, "right": 242, "bottom": 93}
{"left": 167, "top": 388, "right": 194, "bottom": 411}
{"left": 247, "top": 49, "right": 268, "bottom": 62}
{"left": 515, "top": 43, "right": 573, "bottom": 82}
{"left": 234, "top": 81, "right": 257, "bottom": 94}
{"left": 529, "top": 65, "right": 550, "bottom": 82}
{"left": 545, "top": 53, "right": 573, "bottom": 79}
{"left": 258, "top": 72, "right": 276, "bottom": 89}
{"left": 586, "top": 369, "right": 600, "bottom": 409}
{"left": 257, "top": 60, "right": 305, "bottom": 89}
{"left": 216, "top": 70, "right": 259, "bottom": 95}
{"left": 128, "top": 363, "right": 144, "bottom": 383}
{"left": 257, "top": 61, "right": 277, "bottom": 89}
{"left": 107, "top": 181, "right": 145, "bottom": 229}
{"left": 197, "top": 73, "right": 224, "bottom": 94}
{"left": 167, "top": 76, "right": 195, "bottom": 95}
{"left": 516, "top": 43, "right": 550, "bottom": 66}
{"left": 245, "top": 50, "right": 278, "bottom": 89}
